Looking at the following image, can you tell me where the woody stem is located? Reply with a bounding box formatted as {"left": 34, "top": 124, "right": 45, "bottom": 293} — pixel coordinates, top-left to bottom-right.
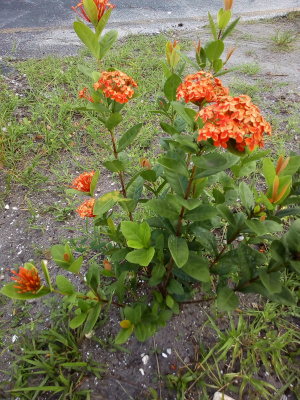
{"left": 109, "top": 130, "right": 133, "bottom": 221}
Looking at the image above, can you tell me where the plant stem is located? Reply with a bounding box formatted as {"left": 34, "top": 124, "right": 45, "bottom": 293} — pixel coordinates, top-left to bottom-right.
{"left": 109, "top": 130, "right": 133, "bottom": 221}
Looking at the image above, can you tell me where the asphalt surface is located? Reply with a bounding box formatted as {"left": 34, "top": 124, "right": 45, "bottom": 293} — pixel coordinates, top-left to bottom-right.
{"left": 0, "top": 0, "right": 299, "bottom": 58}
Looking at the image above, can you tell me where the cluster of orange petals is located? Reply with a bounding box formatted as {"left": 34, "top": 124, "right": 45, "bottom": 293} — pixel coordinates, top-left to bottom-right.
{"left": 94, "top": 71, "right": 138, "bottom": 104}
{"left": 71, "top": 171, "right": 95, "bottom": 192}
{"left": 76, "top": 198, "right": 96, "bottom": 218}
{"left": 79, "top": 87, "right": 94, "bottom": 103}
{"left": 12, "top": 267, "right": 41, "bottom": 294}
{"left": 72, "top": 0, "right": 115, "bottom": 23}
{"left": 176, "top": 71, "right": 229, "bottom": 105}
{"left": 197, "top": 95, "right": 272, "bottom": 151}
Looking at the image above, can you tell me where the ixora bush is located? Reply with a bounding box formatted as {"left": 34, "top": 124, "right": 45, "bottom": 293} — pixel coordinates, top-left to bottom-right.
{"left": 2, "top": 0, "right": 300, "bottom": 345}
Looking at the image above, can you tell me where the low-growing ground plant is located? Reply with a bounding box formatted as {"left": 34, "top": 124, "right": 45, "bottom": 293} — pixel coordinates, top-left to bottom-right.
{"left": 1, "top": 0, "right": 300, "bottom": 397}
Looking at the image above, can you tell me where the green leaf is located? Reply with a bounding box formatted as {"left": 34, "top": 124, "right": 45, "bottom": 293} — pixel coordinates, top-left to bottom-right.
{"left": 78, "top": 64, "right": 94, "bottom": 78}
{"left": 0, "top": 283, "right": 51, "bottom": 300}
{"left": 258, "top": 268, "right": 282, "bottom": 294}
{"left": 237, "top": 244, "right": 267, "bottom": 286}
{"left": 51, "top": 244, "right": 70, "bottom": 269}
{"left": 170, "top": 102, "right": 196, "bottom": 129}
{"left": 41, "top": 260, "right": 52, "bottom": 290}
{"left": 208, "top": 12, "right": 217, "bottom": 40}
{"left": 166, "top": 294, "right": 174, "bottom": 308}
{"left": 231, "top": 161, "right": 256, "bottom": 178}
{"left": 127, "top": 176, "right": 143, "bottom": 204}
{"left": 276, "top": 207, "right": 300, "bottom": 218}
{"left": 69, "top": 312, "right": 88, "bottom": 329}
{"left": 121, "top": 221, "right": 151, "bottom": 249}
{"left": 168, "top": 236, "right": 189, "bottom": 268}
{"left": 105, "top": 113, "right": 123, "bottom": 130}
{"left": 147, "top": 198, "right": 180, "bottom": 220}
{"left": 126, "top": 247, "right": 155, "bottom": 266}
{"left": 185, "top": 205, "right": 218, "bottom": 222}
{"left": 76, "top": 102, "right": 110, "bottom": 113}
{"left": 217, "top": 287, "right": 239, "bottom": 311}
{"left": 263, "top": 158, "right": 276, "bottom": 187}
{"left": 124, "top": 305, "right": 142, "bottom": 325}
{"left": 167, "top": 278, "right": 184, "bottom": 295}
{"left": 205, "top": 40, "right": 224, "bottom": 62}
{"left": 239, "top": 182, "right": 255, "bottom": 214}
{"left": 89, "top": 133, "right": 111, "bottom": 152}
{"left": 218, "top": 9, "right": 231, "bottom": 29}
{"left": 164, "top": 74, "right": 181, "bottom": 102}
{"left": 213, "top": 58, "right": 223, "bottom": 73}
{"left": 99, "top": 29, "right": 118, "bottom": 59}
{"left": 220, "top": 17, "right": 240, "bottom": 40}
{"left": 102, "top": 159, "right": 125, "bottom": 173}
{"left": 69, "top": 256, "right": 83, "bottom": 274}
{"left": 245, "top": 220, "right": 268, "bottom": 236}
{"left": 158, "top": 156, "right": 189, "bottom": 178}
{"left": 74, "top": 21, "right": 100, "bottom": 59}
{"left": 117, "top": 123, "right": 143, "bottom": 152}
{"left": 95, "top": 8, "right": 112, "bottom": 38}
{"left": 160, "top": 122, "right": 179, "bottom": 136}
{"left": 83, "top": 302, "right": 102, "bottom": 334}
{"left": 181, "top": 252, "right": 210, "bottom": 282}
{"left": 192, "top": 226, "right": 218, "bottom": 257}
{"left": 56, "top": 275, "right": 75, "bottom": 295}
{"left": 115, "top": 325, "right": 134, "bottom": 344}
{"left": 134, "top": 323, "right": 148, "bottom": 342}
{"left": 83, "top": 0, "right": 98, "bottom": 26}
{"left": 269, "top": 286, "right": 296, "bottom": 306}
{"left": 192, "top": 153, "right": 239, "bottom": 178}
{"left": 152, "top": 263, "right": 166, "bottom": 279}
{"left": 164, "top": 169, "right": 189, "bottom": 197}
{"left": 93, "top": 191, "right": 120, "bottom": 215}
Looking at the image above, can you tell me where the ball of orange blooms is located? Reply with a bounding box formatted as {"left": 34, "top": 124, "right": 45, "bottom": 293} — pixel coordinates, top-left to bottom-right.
{"left": 196, "top": 95, "right": 272, "bottom": 151}
{"left": 177, "top": 71, "right": 229, "bottom": 106}
{"left": 94, "top": 71, "right": 138, "bottom": 104}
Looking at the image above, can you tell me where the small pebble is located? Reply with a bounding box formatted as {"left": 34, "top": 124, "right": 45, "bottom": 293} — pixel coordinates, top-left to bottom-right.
{"left": 142, "top": 355, "right": 149, "bottom": 365}
{"left": 162, "top": 353, "right": 168, "bottom": 358}
{"left": 12, "top": 335, "right": 18, "bottom": 343}
{"left": 237, "top": 235, "right": 244, "bottom": 241}
{"left": 5, "top": 204, "right": 9, "bottom": 210}
{"left": 139, "top": 368, "right": 144, "bottom": 376}
{"left": 166, "top": 348, "right": 172, "bottom": 355}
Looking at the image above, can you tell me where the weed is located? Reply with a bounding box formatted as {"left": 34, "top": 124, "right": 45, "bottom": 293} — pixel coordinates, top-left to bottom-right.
{"left": 271, "top": 30, "right": 298, "bottom": 49}
{"left": 237, "top": 63, "right": 261, "bottom": 75}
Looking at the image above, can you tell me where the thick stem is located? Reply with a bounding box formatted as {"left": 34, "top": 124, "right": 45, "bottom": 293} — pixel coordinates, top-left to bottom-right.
{"left": 164, "top": 165, "right": 197, "bottom": 289}
{"left": 109, "top": 130, "right": 133, "bottom": 221}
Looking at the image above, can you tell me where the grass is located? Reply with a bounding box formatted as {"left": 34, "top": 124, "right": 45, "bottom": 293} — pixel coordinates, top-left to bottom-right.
{"left": 271, "top": 30, "right": 298, "bottom": 49}
{"left": 237, "top": 63, "right": 261, "bottom": 76}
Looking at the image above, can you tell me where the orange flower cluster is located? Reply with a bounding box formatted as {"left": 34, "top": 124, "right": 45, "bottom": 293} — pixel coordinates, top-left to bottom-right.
{"left": 94, "top": 71, "right": 138, "bottom": 104}
{"left": 72, "top": 0, "right": 115, "bottom": 24}
{"left": 79, "top": 87, "right": 94, "bottom": 103}
{"left": 12, "top": 267, "right": 41, "bottom": 294}
{"left": 76, "top": 198, "right": 96, "bottom": 218}
{"left": 197, "top": 95, "right": 272, "bottom": 151}
{"left": 176, "top": 71, "right": 229, "bottom": 106}
{"left": 71, "top": 171, "right": 95, "bottom": 192}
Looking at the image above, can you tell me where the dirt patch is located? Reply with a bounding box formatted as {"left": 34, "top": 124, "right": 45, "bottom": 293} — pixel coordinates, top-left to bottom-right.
{"left": 0, "top": 15, "right": 299, "bottom": 400}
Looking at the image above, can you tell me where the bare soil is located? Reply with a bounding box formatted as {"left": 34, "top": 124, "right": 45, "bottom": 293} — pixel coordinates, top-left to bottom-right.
{"left": 0, "top": 14, "right": 299, "bottom": 400}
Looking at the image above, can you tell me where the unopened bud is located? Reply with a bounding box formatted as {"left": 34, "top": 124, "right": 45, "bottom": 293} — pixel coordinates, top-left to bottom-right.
{"left": 120, "top": 320, "right": 132, "bottom": 329}
{"left": 193, "top": 39, "right": 201, "bottom": 56}
{"left": 103, "top": 260, "right": 112, "bottom": 271}
{"left": 225, "top": 46, "right": 237, "bottom": 64}
{"left": 63, "top": 253, "right": 70, "bottom": 262}
{"left": 224, "top": 0, "right": 233, "bottom": 11}
{"left": 140, "top": 157, "right": 151, "bottom": 170}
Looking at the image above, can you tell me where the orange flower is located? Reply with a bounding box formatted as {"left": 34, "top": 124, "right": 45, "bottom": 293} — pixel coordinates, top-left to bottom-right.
{"left": 196, "top": 95, "right": 272, "bottom": 151}
{"left": 176, "top": 71, "right": 229, "bottom": 106}
{"left": 78, "top": 87, "right": 94, "bottom": 103}
{"left": 11, "top": 266, "right": 41, "bottom": 294}
{"left": 76, "top": 198, "right": 96, "bottom": 218}
{"left": 94, "top": 71, "right": 138, "bottom": 104}
{"left": 71, "top": 171, "right": 95, "bottom": 193}
{"left": 72, "top": 0, "right": 115, "bottom": 24}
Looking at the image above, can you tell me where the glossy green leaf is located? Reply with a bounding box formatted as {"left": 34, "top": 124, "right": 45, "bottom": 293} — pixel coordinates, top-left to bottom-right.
{"left": 121, "top": 221, "right": 151, "bottom": 249}
{"left": 217, "top": 287, "right": 239, "bottom": 311}
{"left": 93, "top": 191, "right": 120, "bottom": 215}
{"left": 192, "top": 226, "right": 218, "bottom": 257}
{"left": 117, "top": 123, "right": 143, "bottom": 152}
{"left": 239, "top": 181, "right": 255, "bottom": 214}
{"left": 160, "top": 122, "right": 179, "bottom": 136}
{"left": 69, "top": 256, "right": 83, "bottom": 274}
{"left": 56, "top": 275, "right": 75, "bottom": 295}
{"left": 164, "top": 74, "right": 181, "bottom": 102}
{"left": 126, "top": 247, "right": 155, "bottom": 266}
{"left": 258, "top": 268, "right": 282, "bottom": 294}
{"left": 115, "top": 325, "right": 134, "bottom": 344}
{"left": 185, "top": 204, "right": 219, "bottom": 222}
{"left": 83, "top": 302, "right": 102, "bottom": 334}
{"left": 208, "top": 12, "right": 217, "bottom": 40}
{"left": 181, "top": 252, "right": 210, "bottom": 282}
{"left": 69, "top": 312, "right": 88, "bottom": 329}
{"left": 102, "top": 159, "right": 125, "bottom": 173}
{"left": 105, "top": 113, "right": 123, "bottom": 130}
{"left": 0, "top": 283, "right": 51, "bottom": 300}
{"left": 205, "top": 40, "right": 224, "bottom": 62}
{"left": 99, "top": 29, "right": 118, "bottom": 59}
{"left": 218, "top": 9, "right": 231, "bottom": 29}
{"left": 83, "top": 0, "right": 98, "bottom": 26}
{"left": 168, "top": 236, "right": 189, "bottom": 268}
{"left": 192, "top": 153, "right": 239, "bottom": 178}
{"left": 95, "top": 8, "right": 112, "bottom": 38}
{"left": 167, "top": 278, "right": 184, "bottom": 295}
{"left": 51, "top": 244, "right": 70, "bottom": 269}
{"left": 74, "top": 21, "right": 100, "bottom": 59}
{"left": 263, "top": 158, "right": 276, "bottom": 187}
{"left": 158, "top": 156, "right": 189, "bottom": 178}
{"left": 146, "top": 198, "right": 181, "bottom": 220}
{"left": 220, "top": 17, "right": 240, "bottom": 40}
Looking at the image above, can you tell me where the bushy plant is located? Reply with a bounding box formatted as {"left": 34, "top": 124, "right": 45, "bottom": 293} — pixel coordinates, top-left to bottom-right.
{"left": 1, "top": 0, "right": 300, "bottom": 346}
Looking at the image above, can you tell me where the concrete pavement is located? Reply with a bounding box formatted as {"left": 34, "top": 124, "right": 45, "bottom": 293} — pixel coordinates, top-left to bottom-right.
{"left": 0, "top": 0, "right": 299, "bottom": 58}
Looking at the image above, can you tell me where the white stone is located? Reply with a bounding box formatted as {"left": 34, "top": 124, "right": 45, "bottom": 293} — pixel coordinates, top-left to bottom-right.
{"left": 139, "top": 368, "right": 144, "bottom": 376}
{"left": 5, "top": 204, "right": 9, "bottom": 210}
{"left": 166, "top": 348, "right": 172, "bottom": 355}
{"left": 162, "top": 353, "right": 168, "bottom": 358}
{"left": 213, "top": 393, "right": 235, "bottom": 400}
{"left": 142, "top": 355, "right": 149, "bottom": 365}
{"left": 12, "top": 335, "right": 18, "bottom": 343}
